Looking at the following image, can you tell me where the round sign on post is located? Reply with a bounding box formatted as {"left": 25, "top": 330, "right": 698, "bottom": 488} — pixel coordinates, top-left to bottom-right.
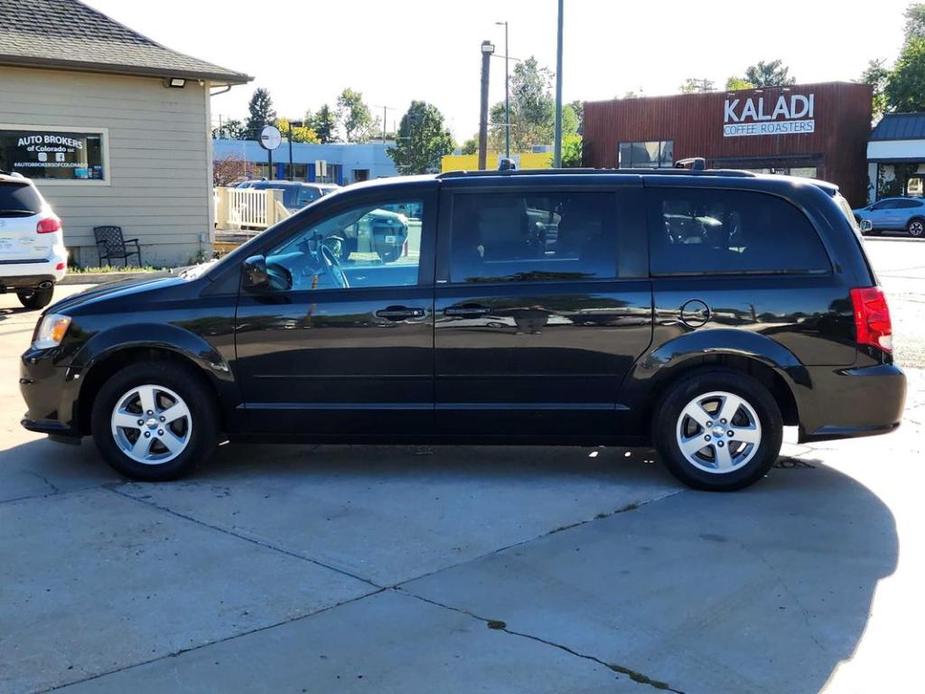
{"left": 259, "top": 125, "right": 282, "bottom": 151}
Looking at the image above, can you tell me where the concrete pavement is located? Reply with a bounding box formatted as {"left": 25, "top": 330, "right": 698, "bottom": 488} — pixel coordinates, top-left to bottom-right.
{"left": 1, "top": 239, "right": 924, "bottom": 693}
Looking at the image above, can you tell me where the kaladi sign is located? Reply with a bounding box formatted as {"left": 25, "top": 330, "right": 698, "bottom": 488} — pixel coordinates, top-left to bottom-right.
{"left": 723, "top": 93, "right": 815, "bottom": 137}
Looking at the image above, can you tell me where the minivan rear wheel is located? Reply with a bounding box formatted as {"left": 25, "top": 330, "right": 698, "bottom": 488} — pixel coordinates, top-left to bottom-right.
{"left": 653, "top": 369, "right": 783, "bottom": 491}
{"left": 17, "top": 285, "right": 54, "bottom": 310}
{"left": 907, "top": 218, "right": 925, "bottom": 238}
{"left": 91, "top": 361, "right": 218, "bottom": 481}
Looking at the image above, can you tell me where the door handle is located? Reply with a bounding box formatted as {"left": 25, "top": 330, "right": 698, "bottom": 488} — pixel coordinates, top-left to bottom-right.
{"left": 375, "top": 306, "right": 426, "bottom": 321}
{"left": 444, "top": 304, "right": 491, "bottom": 318}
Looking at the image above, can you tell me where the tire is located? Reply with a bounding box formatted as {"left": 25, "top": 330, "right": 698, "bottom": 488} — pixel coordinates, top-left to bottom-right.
{"left": 91, "top": 361, "right": 219, "bottom": 481}
{"left": 17, "top": 285, "right": 54, "bottom": 310}
{"left": 907, "top": 217, "right": 925, "bottom": 238}
{"left": 652, "top": 369, "right": 783, "bottom": 492}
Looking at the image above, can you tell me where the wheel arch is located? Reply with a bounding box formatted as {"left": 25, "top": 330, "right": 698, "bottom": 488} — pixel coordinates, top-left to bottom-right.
{"left": 73, "top": 325, "right": 236, "bottom": 436}
{"left": 624, "top": 330, "right": 806, "bottom": 434}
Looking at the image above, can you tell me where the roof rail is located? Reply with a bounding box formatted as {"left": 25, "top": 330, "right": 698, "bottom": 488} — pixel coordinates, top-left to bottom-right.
{"left": 436, "top": 167, "right": 757, "bottom": 179}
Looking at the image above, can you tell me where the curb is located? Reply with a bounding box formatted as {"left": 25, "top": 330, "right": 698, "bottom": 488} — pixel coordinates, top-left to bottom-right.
{"left": 59, "top": 270, "right": 174, "bottom": 286}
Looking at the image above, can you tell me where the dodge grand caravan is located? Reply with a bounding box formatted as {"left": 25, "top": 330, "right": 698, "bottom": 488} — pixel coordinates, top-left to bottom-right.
{"left": 20, "top": 169, "right": 906, "bottom": 491}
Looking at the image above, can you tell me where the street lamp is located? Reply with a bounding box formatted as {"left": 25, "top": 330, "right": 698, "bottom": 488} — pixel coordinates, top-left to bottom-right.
{"left": 478, "top": 40, "right": 495, "bottom": 170}
{"left": 495, "top": 21, "right": 510, "bottom": 159}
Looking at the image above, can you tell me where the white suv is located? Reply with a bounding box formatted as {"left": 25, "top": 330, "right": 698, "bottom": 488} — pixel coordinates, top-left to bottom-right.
{"left": 0, "top": 173, "right": 67, "bottom": 310}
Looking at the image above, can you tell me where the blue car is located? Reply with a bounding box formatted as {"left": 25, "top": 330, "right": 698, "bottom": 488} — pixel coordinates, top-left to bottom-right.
{"left": 853, "top": 196, "right": 925, "bottom": 238}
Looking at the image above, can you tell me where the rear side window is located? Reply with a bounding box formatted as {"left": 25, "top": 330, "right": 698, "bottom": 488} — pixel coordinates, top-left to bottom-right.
{"left": 649, "top": 189, "right": 830, "bottom": 276}
{"left": 448, "top": 191, "right": 621, "bottom": 283}
{"left": 0, "top": 183, "right": 42, "bottom": 215}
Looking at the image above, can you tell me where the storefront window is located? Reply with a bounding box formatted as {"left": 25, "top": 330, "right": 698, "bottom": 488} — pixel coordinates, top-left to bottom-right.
{"left": 0, "top": 128, "right": 106, "bottom": 181}
{"left": 618, "top": 140, "right": 674, "bottom": 168}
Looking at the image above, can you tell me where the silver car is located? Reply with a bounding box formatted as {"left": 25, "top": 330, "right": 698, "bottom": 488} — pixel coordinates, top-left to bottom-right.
{"left": 853, "top": 196, "right": 925, "bottom": 238}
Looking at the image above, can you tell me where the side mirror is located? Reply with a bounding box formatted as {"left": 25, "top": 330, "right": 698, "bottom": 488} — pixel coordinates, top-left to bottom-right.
{"left": 242, "top": 254, "right": 269, "bottom": 290}
{"left": 860, "top": 219, "right": 873, "bottom": 233}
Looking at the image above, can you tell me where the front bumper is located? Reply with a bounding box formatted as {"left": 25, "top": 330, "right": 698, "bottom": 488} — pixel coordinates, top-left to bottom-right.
{"left": 798, "top": 363, "right": 906, "bottom": 443}
{"left": 19, "top": 348, "right": 82, "bottom": 440}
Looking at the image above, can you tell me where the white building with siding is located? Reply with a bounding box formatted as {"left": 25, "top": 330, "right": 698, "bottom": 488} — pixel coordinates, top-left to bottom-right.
{"left": 0, "top": 0, "right": 251, "bottom": 267}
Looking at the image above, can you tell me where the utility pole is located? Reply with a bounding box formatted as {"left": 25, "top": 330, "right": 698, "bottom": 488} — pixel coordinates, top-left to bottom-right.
{"left": 496, "top": 21, "right": 510, "bottom": 159}
{"left": 553, "top": 0, "right": 564, "bottom": 168}
{"left": 374, "top": 105, "right": 397, "bottom": 144}
{"left": 478, "top": 40, "right": 495, "bottom": 170}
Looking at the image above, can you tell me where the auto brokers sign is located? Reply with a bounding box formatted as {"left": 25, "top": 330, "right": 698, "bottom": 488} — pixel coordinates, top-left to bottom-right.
{"left": 723, "top": 93, "right": 815, "bottom": 137}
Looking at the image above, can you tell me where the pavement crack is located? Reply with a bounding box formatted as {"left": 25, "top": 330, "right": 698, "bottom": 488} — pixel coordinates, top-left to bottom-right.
{"left": 27, "top": 470, "right": 60, "bottom": 495}
{"left": 393, "top": 488, "right": 685, "bottom": 590}
{"left": 105, "top": 484, "right": 381, "bottom": 589}
{"left": 398, "top": 589, "right": 684, "bottom": 693}
{"left": 46, "top": 588, "right": 387, "bottom": 692}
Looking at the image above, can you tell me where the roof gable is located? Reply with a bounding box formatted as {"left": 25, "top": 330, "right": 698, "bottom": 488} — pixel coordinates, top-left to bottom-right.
{"left": 0, "top": 0, "right": 251, "bottom": 84}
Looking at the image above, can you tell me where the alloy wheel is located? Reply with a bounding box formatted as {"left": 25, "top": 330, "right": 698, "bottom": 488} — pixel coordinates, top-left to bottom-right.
{"left": 675, "top": 390, "right": 762, "bottom": 474}
{"left": 110, "top": 384, "right": 193, "bottom": 464}
{"left": 909, "top": 220, "right": 924, "bottom": 237}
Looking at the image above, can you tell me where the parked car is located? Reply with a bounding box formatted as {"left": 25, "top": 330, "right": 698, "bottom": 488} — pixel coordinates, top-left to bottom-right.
{"left": 235, "top": 180, "right": 340, "bottom": 211}
{"left": 20, "top": 169, "right": 906, "bottom": 491}
{"left": 852, "top": 196, "right": 925, "bottom": 237}
{"left": 0, "top": 172, "right": 67, "bottom": 309}
{"left": 234, "top": 180, "right": 408, "bottom": 262}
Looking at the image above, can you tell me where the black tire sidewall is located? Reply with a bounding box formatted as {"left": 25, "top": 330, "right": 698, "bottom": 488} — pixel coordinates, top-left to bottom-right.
{"left": 17, "top": 286, "right": 54, "bottom": 310}
{"left": 90, "top": 361, "right": 217, "bottom": 481}
{"left": 653, "top": 370, "right": 783, "bottom": 492}
{"left": 908, "top": 218, "right": 925, "bottom": 237}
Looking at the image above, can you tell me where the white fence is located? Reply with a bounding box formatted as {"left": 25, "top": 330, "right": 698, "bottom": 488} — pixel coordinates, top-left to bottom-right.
{"left": 214, "top": 187, "right": 292, "bottom": 231}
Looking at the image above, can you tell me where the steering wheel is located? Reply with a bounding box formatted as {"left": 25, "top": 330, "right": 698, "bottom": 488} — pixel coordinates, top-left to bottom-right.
{"left": 320, "top": 242, "right": 349, "bottom": 289}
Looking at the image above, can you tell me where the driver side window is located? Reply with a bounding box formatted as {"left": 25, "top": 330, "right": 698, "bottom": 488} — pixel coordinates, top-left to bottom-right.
{"left": 265, "top": 198, "right": 424, "bottom": 291}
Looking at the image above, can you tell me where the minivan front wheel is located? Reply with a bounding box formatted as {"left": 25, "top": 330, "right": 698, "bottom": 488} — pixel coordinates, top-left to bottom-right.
{"left": 653, "top": 370, "right": 783, "bottom": 491}
{"left": 91, "top": 362, "right": 218, "bottom": 481}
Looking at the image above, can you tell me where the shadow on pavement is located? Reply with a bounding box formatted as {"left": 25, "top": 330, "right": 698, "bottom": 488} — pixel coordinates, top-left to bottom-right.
{"left": 0, "top": 437, "right": 899, "bottom": 693}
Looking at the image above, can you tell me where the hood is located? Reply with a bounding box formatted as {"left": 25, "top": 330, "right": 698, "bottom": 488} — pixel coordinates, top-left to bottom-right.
{"left": 48, "top": 275, "right": 191, "bottom": 314}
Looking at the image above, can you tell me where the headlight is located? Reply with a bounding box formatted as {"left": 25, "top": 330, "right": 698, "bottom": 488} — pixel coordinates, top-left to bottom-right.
{"left": 33, "top": 314, "right": 71, "bottom": 349}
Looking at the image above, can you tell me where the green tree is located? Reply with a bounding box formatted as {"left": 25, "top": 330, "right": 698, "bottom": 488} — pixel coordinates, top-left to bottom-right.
{"left": 679, "top": 77, "right": 715, "bottom": 93}
{"left": 725, "top": 77, "right": 754, "bottom": 91}
{"left": 742, "top": 60, "right": 796, "bottom": 87}
{"left": 276, "top": 117, "right": 320, "bottom": 144}
{"left": 562, "top": 103, "right": 579, "bottom": 136}
{"left": 214, "top": 118, "right": 247, "bottom": 140}
{"left": 336, "top": 88, "right": 376, "bottom": 143}
{"left": 460, "top": 136, "right": 479, "bottom": 155}
{"left": 567, "top": 100, "right": 584, "bottom": 134}
{"left": 245, "top": 87, "right": 276, "bottom": 136}
{"left": 905, "top": 3, "right": 925, "bottom": 41}
{"left": 560, "top": 133, "right": 582, "bottom": 168}
{"left": 859, "top": 58, "right": 891, "bottom": 117}
{"left": 387, "top": 101, "right": 455, "bottom": 175}
{"left": 309, "top": 105, "right": 339, "bottom": 143}
{"left": 489, "top": 56, "right": 555, "bottom": 151}
{"left": 886, "top": 37, "right": 925, "bottom": 112}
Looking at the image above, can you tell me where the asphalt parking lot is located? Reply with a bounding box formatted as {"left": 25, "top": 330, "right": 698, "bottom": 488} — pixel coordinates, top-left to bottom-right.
{"left": 2, "top": 238, "right": 924, "bottom": 693}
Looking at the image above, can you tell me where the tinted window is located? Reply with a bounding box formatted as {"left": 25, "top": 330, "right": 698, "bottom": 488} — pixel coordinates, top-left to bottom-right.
{"left": 650, "top": 189, "right": 830, "bottom": 276}
{"left": 897, "top": 199, "right": 923, "bottom": 208}
{"left": 448, "top": 192, "right": 619, "bottom": 283}
{"left": 875, "top": 200, "right": 899, "bottom": 210}
{"left": 0, "top": 182, "right": 42, "bottom": 215}
{"left": 266, "top": 198, "right": 422, "bottom": 290}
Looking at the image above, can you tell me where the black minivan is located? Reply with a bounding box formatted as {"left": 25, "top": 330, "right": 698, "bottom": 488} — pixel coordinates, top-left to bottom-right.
{"left": 20, "top": 169, "right": 906, "bottom": 491}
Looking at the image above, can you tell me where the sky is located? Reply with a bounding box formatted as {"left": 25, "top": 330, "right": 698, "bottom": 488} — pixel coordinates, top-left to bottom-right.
{"left": 84, "top": 0, "right": 913, "bottom": 140}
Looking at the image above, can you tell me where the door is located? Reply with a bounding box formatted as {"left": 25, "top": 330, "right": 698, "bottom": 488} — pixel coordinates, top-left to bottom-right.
{"left": 434, "top": 182, "right": 653, "bottom": 438}
{"left": 234, "top": 184, "right": 437, "bottom": 436}
{"left": 871, "top": 199, "right": 901, "bottom": 229}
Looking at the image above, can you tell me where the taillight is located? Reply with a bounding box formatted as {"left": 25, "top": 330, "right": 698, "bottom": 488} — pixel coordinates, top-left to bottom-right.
{"left": 850, "top": 286, "right": 893, "bottom": 353}
{"left": 36, "top": 217, "right": 61, "bottom": 234}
